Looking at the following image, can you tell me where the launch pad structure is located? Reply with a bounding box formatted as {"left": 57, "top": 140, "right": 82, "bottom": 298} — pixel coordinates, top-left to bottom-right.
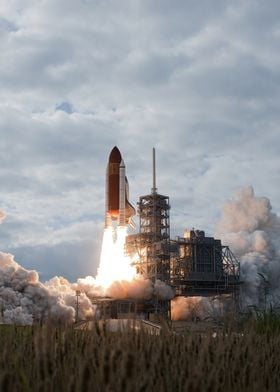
{"left": 125, "top": 148, "right": 241, "bottom": 320}
{"left": 128, "top": 149, "right": 170, "bottom": 282}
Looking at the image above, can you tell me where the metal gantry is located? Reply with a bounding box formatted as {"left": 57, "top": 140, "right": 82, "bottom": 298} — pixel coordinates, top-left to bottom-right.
{"left": 124, "top": 148, "right": 242, "bottom": 319}
{"left": 169, "top": 230, "right": 240, "bottom": 306}
{"left": 136, "top": 192, "right": 171, "bottom": 283}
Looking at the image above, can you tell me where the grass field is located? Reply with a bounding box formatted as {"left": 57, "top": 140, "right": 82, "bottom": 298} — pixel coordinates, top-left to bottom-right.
{"left": 0, "top": 319, "right": 280, "bottom": 392}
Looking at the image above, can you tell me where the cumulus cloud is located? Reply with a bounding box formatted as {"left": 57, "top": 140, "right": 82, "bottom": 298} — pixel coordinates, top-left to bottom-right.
{"left": 0, "top": 0, "right": 279, "bottom": 280}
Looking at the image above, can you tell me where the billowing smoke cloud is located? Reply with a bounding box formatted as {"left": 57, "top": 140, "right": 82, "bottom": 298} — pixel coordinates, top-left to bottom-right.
{"left": 154, "top": 279, "right": 174, "bottom": 300}
{"left": 171, "top": 295, "right": 234, "bottom": 321}
{"left": 0, "top": 252, "right": 94, "bottom": 325}
{"left": 172, "top": 297, "right": 213, "bottom": 321}
{"left": 100, "top": 278, "right": 174, "bottom": 300}
{"left": 216, "top": 186, "right": 280, "bottom": 308}
{"left": 106, "top": 277, "right": 153, "bottom": 299}
{"left": 76, "top": 276, "right": 174, "bottom": 301}
{"left": 0, "top": 211, "right": 174, "bottom": 325}
{"left": 76, "top": 275, "right": 153, "bottom": 300}
{"left": 0, "top": 251, "right": 175, "bottom": 325}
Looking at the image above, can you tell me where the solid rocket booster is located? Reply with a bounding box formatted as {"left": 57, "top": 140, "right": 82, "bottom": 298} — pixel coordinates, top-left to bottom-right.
{"left": 105, "top": 146, "right": 136, "bottom": 228}
{"left": 119, "top": 159, "right": 126, "bottom": 226}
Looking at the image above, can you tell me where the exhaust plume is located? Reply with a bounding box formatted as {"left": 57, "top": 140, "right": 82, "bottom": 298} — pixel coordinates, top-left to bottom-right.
{"left": 0, "top": 210, "right": 174, "bottom": 324}
{"left": 216, "top": 186, "right": 280, "bottom": 308}
{"left": 0, "top": 249, "right": 173, "bottom": 325}
{"left": 171, "top": 297, "right": 213, "bottom": 321}
{"left": 0, "top": 252, "right": 94, "bottom": 325}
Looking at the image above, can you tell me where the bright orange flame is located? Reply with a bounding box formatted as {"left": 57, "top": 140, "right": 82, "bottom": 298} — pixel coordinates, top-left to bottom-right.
{"left": 96, "top": 226, "right": 136, "bottom": 289}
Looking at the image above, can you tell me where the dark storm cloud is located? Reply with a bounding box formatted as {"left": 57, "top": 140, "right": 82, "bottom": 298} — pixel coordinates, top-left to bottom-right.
{"left": 0, "top": 0, "right": 279, "bottom": 279}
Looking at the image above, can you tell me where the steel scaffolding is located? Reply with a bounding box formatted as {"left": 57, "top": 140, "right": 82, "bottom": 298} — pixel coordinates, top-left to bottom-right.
{"left": 136, "top": 193, "right": 170, "bottom": 282}
{"left": 170, "top": 230, "right": 241, "bottom": 308}
{"left": 125, "top": 148, "right": 242, "bottom": 318}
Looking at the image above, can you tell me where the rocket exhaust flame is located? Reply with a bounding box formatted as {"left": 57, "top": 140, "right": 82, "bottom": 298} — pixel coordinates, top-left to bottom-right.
{"left": 96, "top": 226, "right": 136, "bottom": 289}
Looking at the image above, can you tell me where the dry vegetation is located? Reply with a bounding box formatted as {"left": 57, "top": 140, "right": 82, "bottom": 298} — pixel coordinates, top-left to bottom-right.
{"left": 0, "top": 320, "right": 280, "bottom": 392}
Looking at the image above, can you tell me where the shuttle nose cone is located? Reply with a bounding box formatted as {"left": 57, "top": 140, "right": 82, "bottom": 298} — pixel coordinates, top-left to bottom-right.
{"left": 109, "top": 146, "right": 122, "bottom": 163}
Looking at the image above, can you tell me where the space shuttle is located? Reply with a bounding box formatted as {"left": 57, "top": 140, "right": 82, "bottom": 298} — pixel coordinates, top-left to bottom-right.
{"left": 105, "top": 146, "right": 136, "bottom": 228}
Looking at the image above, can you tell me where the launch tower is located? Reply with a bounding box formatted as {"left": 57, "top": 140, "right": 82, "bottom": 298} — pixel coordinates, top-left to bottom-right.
{"left": 137, "top": 148, "right": 170, "bottom": 283}
{"left": 126, "top": 149, "right": 171, "bottom": 317}
{"left": 126, "top": 148, "right": 241, "bottom": 319}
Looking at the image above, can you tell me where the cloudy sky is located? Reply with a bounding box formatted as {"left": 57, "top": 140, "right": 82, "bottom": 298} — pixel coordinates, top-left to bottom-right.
{"left": 0, "top": 0, "right": 279, "bottom": 281}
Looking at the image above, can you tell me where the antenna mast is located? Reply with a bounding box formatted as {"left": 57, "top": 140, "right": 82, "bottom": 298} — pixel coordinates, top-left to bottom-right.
{"left": 152, "top": 147, "right": 157, "bottom": 194}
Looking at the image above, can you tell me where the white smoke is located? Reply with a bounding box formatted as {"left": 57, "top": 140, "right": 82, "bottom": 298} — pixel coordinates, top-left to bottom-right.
{"left": 0, "top": 248, "right": 174, "bottom": 325}
{"left": 154, "top": 279, "right": 174, "bottom": 300}
{"left": 216, "top": 186, "right": 280, "bottom": 308}
{"left": 76, "top": 275, "right": 174, "bottom": 301}
{"left": 0, "top": 250, "right": 174, "bottom": 325}
{"left": 171, "top": 296, "right": 233, "bottom": 321}
{"left": 106, "top": 277, "right": 153, "bottom": 299}
{"left": 171, "top": 297, "right": 212, "bottom": 321}
{"left": 0, "top": 252, "right": 94, "bottom": 325}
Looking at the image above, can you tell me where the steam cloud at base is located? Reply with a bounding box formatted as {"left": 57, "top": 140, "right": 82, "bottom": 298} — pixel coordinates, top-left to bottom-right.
{"left": 0, "top": 211, "right": 173, "bottom": 325}
{"left": 0, "top": 251, "right": 173, "bottom": 325}
{"left": 171, "top": 296, "right": 225, "bottom": 321}
{"left": 0, "top": 252, "right": 94, "bottom": 325}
